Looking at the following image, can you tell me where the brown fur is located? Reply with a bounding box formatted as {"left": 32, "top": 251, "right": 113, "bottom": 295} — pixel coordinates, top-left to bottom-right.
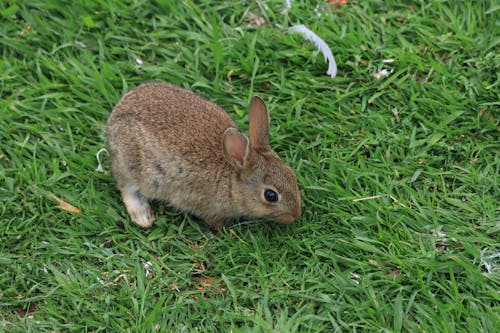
{"left": 107, "top": 82, "right": 301, "bottom": 228}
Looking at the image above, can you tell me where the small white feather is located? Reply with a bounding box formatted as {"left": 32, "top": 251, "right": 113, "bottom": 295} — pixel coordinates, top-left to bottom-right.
{"left": 480, "top": 248, "right": 500, "bottom": 276}
{"left": 281, "top": 0, "right": 292, "bottom": 14}
{"left": 74, "top": 41, "right": 87, "bottom": 48}
{"left": 374, "top": 68, "right": 390, "bottom": 79}
{"left": 289, "top": 25, "right": 337, "bottom": 78}
{"left": 95, "top": 148, "right": 109, "bottom": 172}
{"left": 132, "top": 53, "right": 143, "bottom": 66}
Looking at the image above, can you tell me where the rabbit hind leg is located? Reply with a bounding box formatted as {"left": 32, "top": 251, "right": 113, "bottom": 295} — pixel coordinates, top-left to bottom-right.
{"left": 121, "top": 185, "right": 155, "bottom": 228}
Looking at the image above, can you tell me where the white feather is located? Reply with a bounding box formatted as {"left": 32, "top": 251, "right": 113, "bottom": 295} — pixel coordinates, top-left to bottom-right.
{"left": 281, "top": 0, "right": 292, "bottom": 14}
{"left": 95, "top": 148, "right": 109, "bottom": 172}
{"left": 289, "top": 25, "right": 337, "bottom": 78}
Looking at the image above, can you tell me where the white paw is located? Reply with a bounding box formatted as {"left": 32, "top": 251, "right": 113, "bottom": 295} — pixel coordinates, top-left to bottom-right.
{"left": 128, "top": 204, "right": 155, "bottom": 228}
{"left": 122, "top": 187, "right": 156, "bottom": 228}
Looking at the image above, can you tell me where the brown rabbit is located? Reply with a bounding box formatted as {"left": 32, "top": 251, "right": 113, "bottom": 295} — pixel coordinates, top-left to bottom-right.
{"left": 106, "top": 82, "right": 301, "bottom": 229}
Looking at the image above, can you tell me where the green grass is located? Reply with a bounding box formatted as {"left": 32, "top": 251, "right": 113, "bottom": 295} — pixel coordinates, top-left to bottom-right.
{"left": 1, "top": 0, "right": 499, "bottom": 332}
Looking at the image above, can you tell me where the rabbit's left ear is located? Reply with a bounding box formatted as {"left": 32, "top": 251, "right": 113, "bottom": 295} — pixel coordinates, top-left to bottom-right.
{"left": 248, "top": 96, "right": 270, "bottom": 152}
{"left": 222, "top": 128, "right": 250, "bottom": 169}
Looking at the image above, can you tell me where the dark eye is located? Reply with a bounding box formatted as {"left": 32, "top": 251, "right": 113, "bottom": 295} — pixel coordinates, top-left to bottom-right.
{"left": 264, "top": 189, "right": 279, "bottom": 203}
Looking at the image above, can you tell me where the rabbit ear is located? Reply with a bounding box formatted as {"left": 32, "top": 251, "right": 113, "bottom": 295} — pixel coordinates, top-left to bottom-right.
{"left": 222, "top": 128, "right": 250, "bottom": 169}
{"left": 249, "top": 96, "right": 270, "bottom": 152}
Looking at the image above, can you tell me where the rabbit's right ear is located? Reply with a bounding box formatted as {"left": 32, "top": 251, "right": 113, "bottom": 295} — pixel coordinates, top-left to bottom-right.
{"left": 222, "top": 128, "right": 250, "bottom": 169}
{"left": 249, "top": 96, "right": 270, "bottom": 152}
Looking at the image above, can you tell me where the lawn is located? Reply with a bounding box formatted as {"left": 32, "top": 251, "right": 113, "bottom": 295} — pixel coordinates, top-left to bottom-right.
{"left": 1, "top": 0, "right": 499, "bottom": 332}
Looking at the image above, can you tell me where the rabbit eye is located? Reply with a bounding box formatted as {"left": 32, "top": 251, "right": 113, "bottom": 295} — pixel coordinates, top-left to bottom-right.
{"left": 264, "top": 189, "right": 279, "bottom": 203}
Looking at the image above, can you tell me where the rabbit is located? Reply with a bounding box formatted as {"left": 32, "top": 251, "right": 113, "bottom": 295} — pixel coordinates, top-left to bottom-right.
{"left": 106, "top": 82, "right": 301, "bottom": 229}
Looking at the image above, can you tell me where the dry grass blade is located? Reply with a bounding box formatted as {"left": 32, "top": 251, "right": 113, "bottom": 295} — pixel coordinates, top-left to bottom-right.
{"left": 50, "top": 193, "right": 82, "bottom": 214}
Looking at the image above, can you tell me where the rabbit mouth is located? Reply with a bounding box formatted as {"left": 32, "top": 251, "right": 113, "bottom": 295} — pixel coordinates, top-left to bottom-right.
{"left": 275, "top": 213, "right": 298, "bottom": 224}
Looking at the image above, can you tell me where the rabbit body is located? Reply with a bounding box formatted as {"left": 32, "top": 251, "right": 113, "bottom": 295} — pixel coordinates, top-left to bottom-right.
{"left": 107, "top": 82, "right": 301, "bottom": 228}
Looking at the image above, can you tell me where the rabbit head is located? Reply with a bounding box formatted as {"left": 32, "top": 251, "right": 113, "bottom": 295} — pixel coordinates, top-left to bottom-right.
{"left": 222, "top": 96, "right": 301, "bottom": 224}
